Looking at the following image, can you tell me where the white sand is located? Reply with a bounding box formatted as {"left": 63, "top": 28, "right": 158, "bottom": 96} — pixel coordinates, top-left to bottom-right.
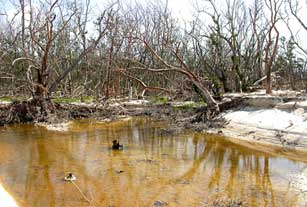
{"left": 223, "top": 107, "right": 307, "bottom": 134}
{"left": 122, "top": 99, "right": 149, "bottom": 105}
{"left": 0, "top": 101, "right": 11, "bottom": 105}
{"left": 70, "top": 102, "right": 97, "bottom": 107}
{"left": 217, "top": 106, "right": 307, "bottom": 150}
{"left": 206, "top": 98, "right": 307, "bottom": 152}
{"left": 108, "top": 99, "right": 149, "bottom": 107}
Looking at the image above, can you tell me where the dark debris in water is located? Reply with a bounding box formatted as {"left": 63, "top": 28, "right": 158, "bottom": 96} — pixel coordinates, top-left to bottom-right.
{"left": 153, "top": 200, "right": 168, "bottom": 207}
{"left": 204, "top": 198, "right": 247, "bottom": 207}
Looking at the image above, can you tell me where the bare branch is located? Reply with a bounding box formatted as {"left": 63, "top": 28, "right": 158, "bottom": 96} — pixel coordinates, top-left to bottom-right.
{"left": 12, "top": 57, "right": 36, "bottom": 66}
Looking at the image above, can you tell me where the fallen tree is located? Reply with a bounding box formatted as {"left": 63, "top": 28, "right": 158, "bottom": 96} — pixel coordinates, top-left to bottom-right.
{"left": 142, "top": 40, "right": 219, "bottom": 110}
{"left": 124, "top": 39, "right": 220, "bottom": 118}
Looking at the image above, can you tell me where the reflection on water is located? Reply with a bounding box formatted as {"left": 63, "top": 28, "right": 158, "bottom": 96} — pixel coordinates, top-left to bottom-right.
{"left": 0, "top": 118, "right": 306, "bottom": 207}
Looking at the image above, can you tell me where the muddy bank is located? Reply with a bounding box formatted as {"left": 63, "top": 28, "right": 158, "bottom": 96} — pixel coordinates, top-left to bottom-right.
{"left": 2, "top": 91, "right": 307, "bottom": 153}
{"left": 0, "top": 98, "right": 203, "bottom": 127}
{"left": 0, "top": 99, "right": 156, "bottom": 125}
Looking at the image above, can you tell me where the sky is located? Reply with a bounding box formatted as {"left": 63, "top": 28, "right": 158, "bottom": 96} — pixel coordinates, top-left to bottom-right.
{"left": 155, "top": 0, "right": 307, "bottom": 53}
{"left": 1, "top": 0, "right": 307, "bottom": 53}
{"left": 167, "top": 0, "right": 194, "bottom": 19}
{"left": 133, "top": 0, "right": 307, "bottom": 52}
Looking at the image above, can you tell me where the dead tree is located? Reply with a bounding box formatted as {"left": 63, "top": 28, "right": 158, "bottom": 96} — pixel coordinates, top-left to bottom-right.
{"left": 11, "top": 0, "right": 76, "bottom": 99}
{"left": 287, "top": 0, "right": 307, "bottom": 31}
{"left": 286, "top": 0, "right": 307, "bottom": 57}
{"left": 263, "top": 0, "right": 282, "bottom": 94}
{"left": 250, "top": 0, "right": 266, "bottom": 81}
{"left": 48, "top": 8, "right": 113, "bottom": 94}
{"left": 6, "top": 1, "right": 113, "bottom": 123}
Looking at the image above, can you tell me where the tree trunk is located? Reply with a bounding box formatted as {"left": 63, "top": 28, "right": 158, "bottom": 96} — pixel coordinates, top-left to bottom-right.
{"left": 265, "top": 64, "right": 272, "bottom": 94}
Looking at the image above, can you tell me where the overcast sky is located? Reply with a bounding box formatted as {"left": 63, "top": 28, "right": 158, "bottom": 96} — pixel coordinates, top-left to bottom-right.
{"left": 146, "top": 0, "right": 307, "bottom": 52}
{"left": 1, "top": 0, "right": 307, "bottom": 52}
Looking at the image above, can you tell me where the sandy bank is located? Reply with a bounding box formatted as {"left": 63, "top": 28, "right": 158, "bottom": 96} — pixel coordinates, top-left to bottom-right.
{"left": 208, "top": 98, "right": 307, "bottom": 152}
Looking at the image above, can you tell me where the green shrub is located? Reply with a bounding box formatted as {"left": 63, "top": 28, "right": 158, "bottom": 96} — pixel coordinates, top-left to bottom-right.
{"left": 52, "top": 97, "right": 80, "bottom": 104}
{"left": 172, "top": 101, "right": 206, "bottom": 112}
{"left": 81, "top": 96, "right": 95, "bottom": 103}
{"left": 0, "top": 96, "right": 13, "bottom": 102}
{"left": 150, "top": 96, "right": 169, "bottom": 104}
{"left": 173, "top": 103, "right": 196, "bottom": 111}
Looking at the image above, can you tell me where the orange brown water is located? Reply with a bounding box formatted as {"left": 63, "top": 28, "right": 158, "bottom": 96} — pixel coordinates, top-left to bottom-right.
{"left": 0, "top": 118, "right": 306, "bottom": 207}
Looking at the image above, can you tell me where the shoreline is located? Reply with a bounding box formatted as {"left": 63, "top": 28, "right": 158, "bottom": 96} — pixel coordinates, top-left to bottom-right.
{"left": 204, "top": 90, "right": 307, "bottom": 153}
{"left": 206, "top": 122, "right": 307, "bottom": 161}
{"left": 2, "top": 92, "right": 307, "bottom": 154}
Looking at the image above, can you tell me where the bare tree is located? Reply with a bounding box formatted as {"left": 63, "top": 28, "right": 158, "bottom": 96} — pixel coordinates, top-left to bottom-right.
{"left": 250, "top": 0, "right": 266, "bottom": 81}
{"left": 11, "top": 0, "right": 77, "bottom": 98}
{"left": 191, "top": 0, "right": 231, "bottom": 93}
{"left": 19, "top": 0, "right": 26, "bottom": 50}
{"left": 286, "top": 0, "right": 307, "bottom": 56}
{"left": 48, "top": 5, "right": 114, "bottom": 94}
{"left": 263, "top": 0, "right": 282, "bottom": 94}
{"left": 223, "top": 0, "right": 250, "bottom": 92}
{"left": 287, "top": 0, "right": 307, "bottom": 31}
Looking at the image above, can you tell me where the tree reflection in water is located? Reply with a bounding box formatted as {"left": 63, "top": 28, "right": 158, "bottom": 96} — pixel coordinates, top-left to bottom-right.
{"left": 0, "top": 119, "right": 304, "bottom": 206}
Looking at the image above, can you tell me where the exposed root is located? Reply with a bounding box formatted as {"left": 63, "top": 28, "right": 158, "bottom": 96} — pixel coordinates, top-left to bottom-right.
{"left": 3, "top": 98, "right": 57, "bottom": 124}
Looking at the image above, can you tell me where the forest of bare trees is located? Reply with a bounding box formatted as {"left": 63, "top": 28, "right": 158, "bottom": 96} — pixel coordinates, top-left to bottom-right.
{"left": 0, "top": 0, "right": 306, "bottom": 106}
